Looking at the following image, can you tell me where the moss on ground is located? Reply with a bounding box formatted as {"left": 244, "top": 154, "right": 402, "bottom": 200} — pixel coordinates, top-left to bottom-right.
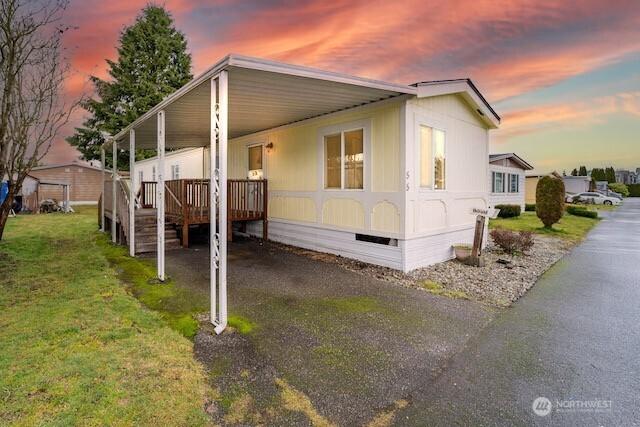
{"left": 98, "top": 237, "right": 208, "bottom": 338}
{"left": 420, "top": 280, "right": 470, "bottom": 300}
{"left": 228, "top": 314, "right": 257, "bottom": 334}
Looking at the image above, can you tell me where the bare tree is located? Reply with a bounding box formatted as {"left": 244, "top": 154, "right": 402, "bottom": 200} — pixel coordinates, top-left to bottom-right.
{"left": 0, "top": 0, "right": 79, "bottom": 239}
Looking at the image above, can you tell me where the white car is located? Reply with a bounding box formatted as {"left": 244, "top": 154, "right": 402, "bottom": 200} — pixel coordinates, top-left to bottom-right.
{"left": 572, "top": 192, "right": 620, "bottom": 205}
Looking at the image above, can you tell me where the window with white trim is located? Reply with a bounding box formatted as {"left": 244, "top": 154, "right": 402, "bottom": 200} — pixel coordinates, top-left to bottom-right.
{"left": 419, "top": 125, "right": 446, "bottom": 189}
{"left": 152, "top": 166, "right": 156, "bottom": 181}
{"left": 508, "top": 173, "right": 519, "bottom": 193}
{"left": 171, "top": 163, "right": 180, "bottom": 180}
{"left": 138, "top": 171, "right": 143, "bottom": 185}
{"left": 324, "top": 128, "right": 364, "bottom": 190}
{"left": 492, "top": 171, "right": 505, "bottom": 193}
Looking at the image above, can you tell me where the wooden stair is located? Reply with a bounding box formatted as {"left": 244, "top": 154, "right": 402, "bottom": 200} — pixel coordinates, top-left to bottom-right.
{"left": 134, "top": 209, "right": 181, "bottom": 253}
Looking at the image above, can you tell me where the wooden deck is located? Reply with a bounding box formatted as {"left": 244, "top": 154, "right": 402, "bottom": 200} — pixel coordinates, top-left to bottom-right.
{"left": 104, "top": 178, "right": 267, "bottom": 251}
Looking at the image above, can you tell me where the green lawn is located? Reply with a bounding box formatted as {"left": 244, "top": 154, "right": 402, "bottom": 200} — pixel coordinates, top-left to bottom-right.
{"left": 489, "top": 211, "right": 600, "bottom": 242}
{"left": 0, "top": 207, "right": 211, "bottom": 425}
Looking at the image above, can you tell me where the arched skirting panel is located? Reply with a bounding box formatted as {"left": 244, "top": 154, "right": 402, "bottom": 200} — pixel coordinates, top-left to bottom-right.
{"left": 415, "top": 200, "right": 447, "bottom": 231}
{"left": 371, "top": 201, "right": 400, "bottom": 233}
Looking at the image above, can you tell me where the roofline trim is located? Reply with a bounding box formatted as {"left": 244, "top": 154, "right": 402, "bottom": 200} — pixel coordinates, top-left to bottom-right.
{"left": 489, "top": 152, "right": 534, "bottom": 170}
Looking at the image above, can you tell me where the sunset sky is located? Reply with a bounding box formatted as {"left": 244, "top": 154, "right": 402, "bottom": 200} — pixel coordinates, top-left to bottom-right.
{"left": 49, "top": 0, "right": 640, "bottom": 173}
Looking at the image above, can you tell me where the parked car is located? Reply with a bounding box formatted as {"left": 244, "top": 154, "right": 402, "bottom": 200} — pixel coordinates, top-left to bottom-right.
{"left": 596, "top": 189, "right": 623, "bottom": 200}
{"left": 565, "top": 192, "right": 576, "bottom": 203}
{"left": 572, "top": 192, "right": 620, "bottom": 205}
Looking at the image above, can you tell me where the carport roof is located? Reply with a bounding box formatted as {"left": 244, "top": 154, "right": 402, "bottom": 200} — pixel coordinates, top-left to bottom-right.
{"left": 111, "top": 54, "right": 416, "bottom": 150}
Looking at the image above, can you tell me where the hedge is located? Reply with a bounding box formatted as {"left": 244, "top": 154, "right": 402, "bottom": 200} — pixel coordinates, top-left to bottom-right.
{"left": 525, "top": 203, "right": 536, "bottom": 212}
{"left": 566, "top": 206, "right": 598, "bottom": 219}
{"left": 494, "top": 204, "right": 521, "bottom": 218}
{"left": 628, "top": 184, "right": 640, "bottom": 197}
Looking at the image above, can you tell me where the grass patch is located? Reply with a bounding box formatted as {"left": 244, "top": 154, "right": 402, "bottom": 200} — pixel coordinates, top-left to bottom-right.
{"left": 489, "top": 211, "right": 599, "bottom": 242}
{"left": 420, "top": 280, "right": 469, "bottom": 300}
{"left": 0, "top": 207, "right": 209, "bottom": 425}
{"left": 228, "top": 315, "right": 257, "bottom": 334}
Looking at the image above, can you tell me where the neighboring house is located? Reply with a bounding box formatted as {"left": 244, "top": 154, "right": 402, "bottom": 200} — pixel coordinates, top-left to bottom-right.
{"left": 106, "top": 54, "right": 501, "bottom": 274}
{"left": 562, "top": 175, "right": 592, "bottom": 194}
{"left": 133, "top": 147, "right": 209, "bottom": 189}
{"left": 30, "top": 161, "right": 104, "bottom": 204}
{"left": 488, "top": 153, "right": 533, "bottom": 210}
{"left": 615, "top": 169, "right": 637, "bottom": 185}
{"left": 524, "top": 171, "right": 563, "bottom": 204}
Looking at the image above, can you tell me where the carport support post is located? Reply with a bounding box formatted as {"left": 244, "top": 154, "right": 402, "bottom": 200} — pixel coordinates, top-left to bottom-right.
{"left": 156, "top": 111, "right": 166, "bottom": 281}
{"left": 111, "top": 139, "right": 117, "bottom": 243}
{"left": 100, "top": 147, "right": 105, "bottom": 231}
{"left": 217, "top": 70, "right": 229, "bottom": 334}
{"left": 129, "top": 129, "right": 136, "bottom": 257}
{"left": 209, "top": 77, "right": 217, "bottom": 324}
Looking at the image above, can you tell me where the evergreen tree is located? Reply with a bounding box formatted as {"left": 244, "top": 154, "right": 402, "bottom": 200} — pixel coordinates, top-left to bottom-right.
{"left": 578, "top": 166, "right": 588, "bottom": 176}
{"left": 606, "top": 166, "right": 616, "bottom": 183}
{"left": 571, "top": 168, "right": 578, "bottom": 176}
{"left": 591, "top": 168, "right": 606, "bottom": 181}
{"left": 67, "top": 5, "right": 192, "bottom": 169}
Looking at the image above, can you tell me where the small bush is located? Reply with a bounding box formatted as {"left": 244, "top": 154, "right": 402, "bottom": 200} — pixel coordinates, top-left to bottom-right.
{"left": 536, "top": 175, "right": 565, "bottom": 228}
{"left": 608, "top": 182, "right": 629, "bottom": 197}
{"left": 494, "top": 204, "right": 521, "bottom": 218}
{"left": 490, "top": 229, "right": 535, "bottom": 255}
{"left": 525, "top": 203, "right": 536, "bottom": 212}
{"left": 566, "top": 206, "right": 598, "bottom": 219}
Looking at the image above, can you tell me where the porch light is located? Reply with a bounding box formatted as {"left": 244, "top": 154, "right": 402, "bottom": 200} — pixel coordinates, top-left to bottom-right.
{"left": 265, "top": 142, "right": 274, "bottom": 153}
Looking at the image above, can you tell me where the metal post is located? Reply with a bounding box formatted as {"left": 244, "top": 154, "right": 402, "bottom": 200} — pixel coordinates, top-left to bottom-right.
{"left": 129, "top": 129, "right": 136, "bottom": 257}
{"left": 209, "top": 77, "right": 217, "bottom": 325}
{"left": 112, "top": 139, "right": 117, "bottom": 243}
{"left": 215, "top": 70, "right": 228, "bottom": 335}
{"left": 100, "top": 148, "right": 105, "bottom": 231}
{"left": 156, "top": 111, "right": 166, "bottom": 281}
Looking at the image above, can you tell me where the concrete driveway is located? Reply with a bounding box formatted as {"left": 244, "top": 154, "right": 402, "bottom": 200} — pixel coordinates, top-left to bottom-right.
{"left": 395, "top": 199, "right": 640, "bottom": 425}
{"left": 165, "top": 237, "right": 494, "bottom": 425}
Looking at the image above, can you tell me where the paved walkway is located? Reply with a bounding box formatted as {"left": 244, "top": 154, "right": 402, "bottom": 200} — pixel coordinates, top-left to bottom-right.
{"left": 397, "top": 199, "right": 640, "bottom": 425}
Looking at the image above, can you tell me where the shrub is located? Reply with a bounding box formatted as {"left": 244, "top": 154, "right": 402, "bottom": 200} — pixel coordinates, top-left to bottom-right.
{"left": 490, "top": 229, "right": 535, "bottom": 255}
{"left": 525, "top": 203, "right": 536, "bottom": 212}
{"left": 628, "top": 184, "right": 640, "bottom": 197}
{"left": 608, "top": 182, "right": 629, "bottom": 197}
{"left": 566, "top": 206, "right": 598, "bottom": 219}
{"left": 536, "top": 175, "right": 565, "bottom": 228}
{"left": 494, "top": 204, "right": 521, "bottom": 218}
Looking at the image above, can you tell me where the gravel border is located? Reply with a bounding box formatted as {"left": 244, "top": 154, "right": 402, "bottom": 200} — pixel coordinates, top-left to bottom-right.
{"left": 268, "top": 235, "right": 572, "bottom": 307}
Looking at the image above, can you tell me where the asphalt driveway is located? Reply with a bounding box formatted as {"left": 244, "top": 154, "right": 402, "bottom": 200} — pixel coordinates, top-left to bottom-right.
{"left": 395, "top": 199, "right": 640, "bottom": 425}
{"left": 165, "top": 237, "right": 494, "bottom": 425}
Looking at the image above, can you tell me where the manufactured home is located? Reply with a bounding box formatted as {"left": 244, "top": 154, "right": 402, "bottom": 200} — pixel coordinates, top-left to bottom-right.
{"left": 100, "top": 55, "right": 500, "bottom": 333}
{"left": 488, "top": 153, "right": 533, "bottom": 210}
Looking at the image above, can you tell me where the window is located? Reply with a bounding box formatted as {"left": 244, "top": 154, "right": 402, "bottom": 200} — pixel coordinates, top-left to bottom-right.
{"left": 138, "top": 171, "right": 143, "bottom": 184}
{"left": 419, "top": 125, "right": 446, "bottom": 189}
{"left": 508, "top": 174, "right": 519, "bottom": 193}
{"left": 171, "top": 163, "right": 180, "bottom": 180}
{"left": 492, "top": 171, "right": 505, "bottom": 193}
{"left": 152, "top": 166, "right": 156, "bottom": 181}
{"left": 248, "top": 145, "right": 264, "bottom": 179}
{"left": 324, "top": 128, "right": 364, "bottom": 190}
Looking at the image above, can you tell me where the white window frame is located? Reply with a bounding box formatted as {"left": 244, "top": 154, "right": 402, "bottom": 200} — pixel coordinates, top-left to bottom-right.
{"left": 138, "top": 170, "right": 143, "bottom": 184}
{"left": 152, "top": 165, "right": 156, "bottom": 182}
{"left": 492, "top": 171, "right": 505, "bottom": 193}
{"left": 508, "top": 173, "right": 519, "bottom": 193}
{"left": 318, "top": 119, "right": 370, "bottom": 192}
{"left": 247, "top": 142, "right": 266, "bottom": 179}
{"left": 171, "top": 163, "right": 180, "bottom": 180}
{"left": 415, "top": 119, "right": 447, "bottom": 192}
